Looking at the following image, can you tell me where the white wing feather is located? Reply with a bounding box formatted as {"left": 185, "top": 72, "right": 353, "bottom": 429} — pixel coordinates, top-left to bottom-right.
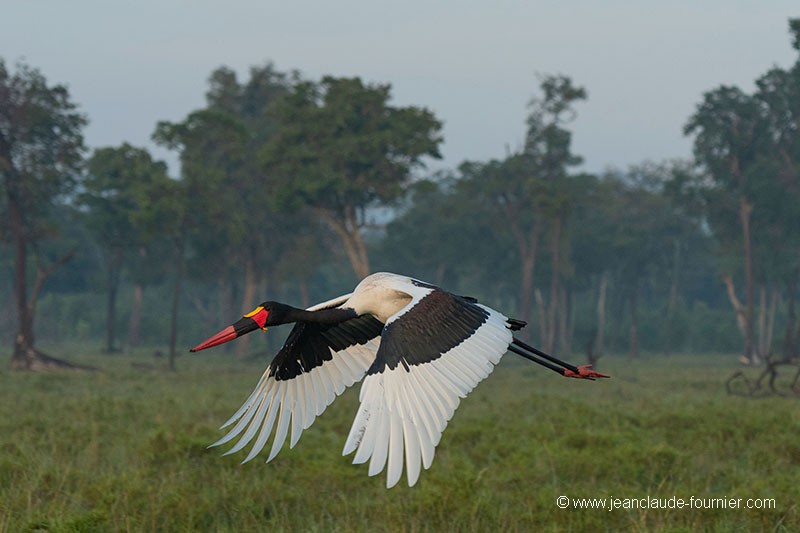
{"left": 210, "top": 292, "right": 376, "bottom": 463}
{"left": 343, "top": 304, "right": 512, "bottom": 488}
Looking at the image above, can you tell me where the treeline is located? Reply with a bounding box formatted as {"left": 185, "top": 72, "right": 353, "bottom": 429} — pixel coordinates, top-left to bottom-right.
{"left": 2, "top": 19, "right": 800, "bottom": 370}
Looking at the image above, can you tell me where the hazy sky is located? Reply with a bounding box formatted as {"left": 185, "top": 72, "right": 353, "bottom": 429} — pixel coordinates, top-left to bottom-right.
{"left": 3, "top": 2, "right": 798, "bottom": 175}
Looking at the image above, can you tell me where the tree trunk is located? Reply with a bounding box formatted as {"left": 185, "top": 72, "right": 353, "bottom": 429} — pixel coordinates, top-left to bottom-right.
{"left": 739, "top": 196, "right": 756, "bottom": 363}
{"left": 546, "top": 217, "right": 562, "bottom": 354}
{"left": 168, "top": 238, "right": 185, "bottom": 371}
{"left": 594, "top": 271, "right": 609, "bottom": 356}
{"left": 10, "top": 196, "right": 32, "bottom": 365}
{"left": 348, "top": 224, "right": 371, "bottom": 280}
{"left": 722, "top": 272, "right": 750, "bottom": 358}
{"left": 517, "top": 223, "right": 542, "bottom": 334}
{"left": 128, "top": 246, "right": 147, "bottom": 349}
{"left": 105, "top": 276, "right": 118, "bottom": 353}
{"left": 519, "top": 250, "right": 536, "bottom": 330}
{"left": 610, "top": 291, "right": 626, "bottom": 356}
{"left": 8, "top": 195, "right": 89, "bottom": 370}
{"left": 534, "top": 288, "right": 546, "bottom": 346}
{"left": 765, "top": 287, "right": 778, "bottom": 357}
{"left": 349, "top": 205, "right": 371, "bottom": 279}
{"left": 783, "top": 269, "right": 799, "bottom": 358}
{"left": 237, "top": 255, "right": 259, "bottom": 358}
{"left": 757, "top": 285, "right": 767, "bottom": 358}
{"left": 628, "top": 285, "right": 639, "bottom": 358}
{"left": 317, "top": 207, "right": 370, "bottom": 279}
{"left": 664, "top": 239, "right": 681, "bottom": 355}
{"left": 510, "top": 217, "right": 542, "bottom": 342}
{"left": 128, "top": 283, "right": 143, "bottom": 349}
{"left": 558, "top": 284, "right": 571, "bottom": 355}
{"left": 502, "top": 197, "right": 541, "bottom": 337}
{"left": 105, "top": 249, "right": 123, "bottom": 353}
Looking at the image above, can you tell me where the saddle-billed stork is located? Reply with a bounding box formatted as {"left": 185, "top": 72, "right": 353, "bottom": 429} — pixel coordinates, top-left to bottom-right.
{"left": 191, "top": 272, "right": 608, "bottom": 488}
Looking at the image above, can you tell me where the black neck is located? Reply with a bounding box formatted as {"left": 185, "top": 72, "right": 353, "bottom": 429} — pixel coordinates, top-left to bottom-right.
{"left": 288, "top": 306, "right": 357, "bottom": 325}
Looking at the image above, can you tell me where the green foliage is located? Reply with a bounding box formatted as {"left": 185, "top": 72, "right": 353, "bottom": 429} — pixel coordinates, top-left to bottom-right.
{"left": 789, "top": 18, "right": 800, "bottom": 51}
{"left": 153, "top": 108, "right": 249, "bottom": 250}
{"left": 82, "top": 144, "right": 169, "bottom": 245}
{"left": 259, "top": 74, "right": 443, "bottom": 277}
{"left": 0, "top": 58, "right": 87, "bottom": 219}
{"left": 377, "top": 176, "right": 516, "bottom": 295}
{"left": 263, "top": 76, "right": 443, "bottom": 211}
{"left": 0, "top": 353, "right": 796, "bottom": 531}
{"left": 683, "top": 20, "right": 800, "bottom": 278}
{"left": 0, "top": 58, "right": 87, "bottom": 248}
{"left": 684, "top": 85, "right": 763, "bottom": 187}
{"left": 0, "top": 57, "right": 89, "bottom": 363}
{"left": 525, "top": 74, "right": 587, "bottom": 178}
{"left": 152, "top": 64, "right": 308, "bottom": 285}
{"left": 80, "top": 144, "right": 173, "bottom": 350}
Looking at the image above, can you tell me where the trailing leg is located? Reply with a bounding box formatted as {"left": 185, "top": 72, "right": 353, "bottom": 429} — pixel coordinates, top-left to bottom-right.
{"left": 509, "top": 338, "right": 610, "bottom": 380}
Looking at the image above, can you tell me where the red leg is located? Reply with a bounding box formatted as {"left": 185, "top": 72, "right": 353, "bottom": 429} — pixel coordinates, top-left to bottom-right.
{"left": 563, "top": 365, "right": 610, "bottom": 380}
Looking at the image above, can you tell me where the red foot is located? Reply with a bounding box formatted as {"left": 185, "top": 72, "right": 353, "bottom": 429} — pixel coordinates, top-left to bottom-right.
{"left": 563, "top": 365, "right": 610, "bottom": 380}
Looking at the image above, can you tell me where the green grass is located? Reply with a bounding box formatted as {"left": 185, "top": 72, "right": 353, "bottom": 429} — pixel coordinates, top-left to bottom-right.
{"left": 0, "top": 348, "right": 798, "bottom": 532}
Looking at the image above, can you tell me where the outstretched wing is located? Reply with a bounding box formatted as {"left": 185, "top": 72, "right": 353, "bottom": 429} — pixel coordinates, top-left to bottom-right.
{"left": 211, "top": 296, "right": 383, "bottom": 463}
{"left": 342, "top": 288, "right": 513, "bottom": 488}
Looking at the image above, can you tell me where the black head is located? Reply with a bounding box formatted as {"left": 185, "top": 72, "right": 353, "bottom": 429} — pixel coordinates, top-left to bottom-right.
{"left": 256, "top": 301, "right": 296, "bottom": 327}
{"left": 190, "top": 300, "right": 298, "bottom": 352}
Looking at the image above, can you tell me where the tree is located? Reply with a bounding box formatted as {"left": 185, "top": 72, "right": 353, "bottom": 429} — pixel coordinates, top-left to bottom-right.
{"left": 684, "top": 85, "right": 764, "bottom": 363}
{"left": 684, "top": 19, "right": 800, "bottom": 363}
{"left": 459, "top": 156, "right": 544, "bottom": 334}
{"left": 614, "top": 167, "right": 694, "bottom": 357}
{"left": 524, "top": 75, "right": 587, "bottom": 354}
{"left": 568, "top": 174, "right": 620, "bottom": 357}
{"left": 155, "top": 63, "right": 294, "bottom": 357}
{"left": 466, "top": 75, "right": 586, "bottom": 347}
{"left": 153, "top": 107, "right": 250, "bottom": 311}
{"left": 753, "top": 19, "right": 800, "bottom": 358}
{"left": 262, "top": 76, "right": 443, "bottom": 278}
{"left": 378, "top": 175, "right": 515, "bottom": 296}
{"left": 0, "top": 59, "right": 88, "bottom": 370}
{"left": 81, "top": 144, "right": 169, "bottom": 353}
{"left": 126, "top": 163, "right": 186, "bottom": 370}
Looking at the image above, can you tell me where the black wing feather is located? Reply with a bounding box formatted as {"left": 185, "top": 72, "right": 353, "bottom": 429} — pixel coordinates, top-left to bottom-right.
{"left": 269, "top": 314, "right": 384, "bottom": 381}
{"left": 367, "top": 290, "right": 489, "bottom": 375}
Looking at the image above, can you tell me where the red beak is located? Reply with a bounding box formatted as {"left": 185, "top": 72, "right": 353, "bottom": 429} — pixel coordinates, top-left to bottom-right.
{"left": 190, "top": 306, "right": 269, "bottom": 352}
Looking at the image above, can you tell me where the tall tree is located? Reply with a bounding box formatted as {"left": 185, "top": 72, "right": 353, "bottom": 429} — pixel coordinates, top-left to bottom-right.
{"left": 458, "top": 75, "right": 585, "bottom": 346}
{"left": 0, "top": 59, "right": 88, "bottom": 370}
{"left": 613, "top": 167, "right": 694, "bottom": 357}
{"left": 263, "top": 76, "right": 443, "bottom": 278}
{"left": 684, "top": 85, "right": 764, "bottom": 363}
{"left": 81, "top": 144, "right": 169, "bottom": 353}
{"left": 126, "top": 163, "right": 187, "bottom": 370}
{"left": 752, "top": 19, "right": 800, "bottom": 357}
{"left": 155, "top": 63, "right": 293, "bottom": 357}
{"left": 524, "top": 74, "right": 586, "bottom": 351}
{"left": 683, "top": 20, "right": 800, "bottom": 362}
{"left": 459, "top": 156, "right": 544, "bottom": 334}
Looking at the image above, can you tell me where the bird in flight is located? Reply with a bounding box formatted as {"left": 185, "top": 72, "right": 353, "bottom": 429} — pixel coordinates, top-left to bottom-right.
{"left": 191, "top": 272, "right": 608, "bottom": 488}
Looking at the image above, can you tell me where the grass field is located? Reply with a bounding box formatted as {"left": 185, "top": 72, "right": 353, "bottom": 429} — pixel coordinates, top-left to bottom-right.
{"left": 0, "top": 346, "right": 798, "bottom": 532}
